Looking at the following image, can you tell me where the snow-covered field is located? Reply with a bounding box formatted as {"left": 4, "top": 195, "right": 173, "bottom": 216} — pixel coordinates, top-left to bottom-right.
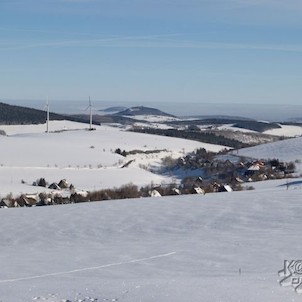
{"left": 0, "top": 121, "right": 227, "bottom": 197}
{"left": 124, "top": 114, "right": 180, "bottom": 123}
{"left": 219, "top": 123, "right": 302, "bottom": 137}
{"left": 1, "top": 120, "right": 302, "bottom": 301}
{"left": 264, "top": 124, "right": 302, "bottom": 137}
{"left": 1, "top": 184, "right": 302, "bottom": 302}
{"left": 237, "top": 136, "right": 302, "bottom": 163}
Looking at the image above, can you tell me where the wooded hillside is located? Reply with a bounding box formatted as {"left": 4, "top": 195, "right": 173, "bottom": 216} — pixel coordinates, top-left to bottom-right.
{"left": 0, "top": 102, "right": 66, "bottom": 125}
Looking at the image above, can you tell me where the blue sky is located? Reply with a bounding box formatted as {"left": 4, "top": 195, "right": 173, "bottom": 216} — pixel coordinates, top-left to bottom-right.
{"left": 1, "top": 0, "right": 302, "bottom": 107}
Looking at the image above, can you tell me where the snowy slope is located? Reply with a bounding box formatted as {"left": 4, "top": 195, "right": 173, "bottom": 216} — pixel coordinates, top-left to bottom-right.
{"left": 218, "top": 123, "right": 302, "bottom": 137}
{"left": 126, "top": 114, "right": 180, "bottom": 123}
{"left": 0, "top": 121, "right": 227, "bottom": 197}
{"left": 217, "top": 124, "right": 258, "bottom": 133}
{"left": 236, "top": 136, "right": 302, "bottom": 162}
{"left": 0, "top": 120, "right": 86, "bottom": 136}
{"left": 1, "top": 121, "right": 302, "bottom": 302}
{"left": 0, "top": 186, "right": 301, "bottom": 301}
{"left": 264, "top": 125, "right": 302, "bottom": 137}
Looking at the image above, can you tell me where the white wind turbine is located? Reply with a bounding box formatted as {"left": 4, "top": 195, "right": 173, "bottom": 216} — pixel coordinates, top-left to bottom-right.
{"left": 85, "top": 96, "right": 95, "bottom": 131}
{"left": 45, "top": 97, "right": 50, "bottom": 133}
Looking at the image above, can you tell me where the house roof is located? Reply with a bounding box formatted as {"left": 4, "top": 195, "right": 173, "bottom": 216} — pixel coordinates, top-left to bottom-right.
{"left": 248, "top": 164, "right": 261, "bottom": 171}
{"left": 223, "top": 185, "right": 233, "bottom": 192}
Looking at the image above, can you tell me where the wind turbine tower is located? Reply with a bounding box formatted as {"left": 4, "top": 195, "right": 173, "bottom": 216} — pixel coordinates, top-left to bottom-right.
{"left": 86, "top": 96, "right": 95, "bottom": 131}
{"left": 89, "top": 96, "right": 92, "bottom": 130}
{"left": 46, "top": 97, "right": 50, "bottom": 133}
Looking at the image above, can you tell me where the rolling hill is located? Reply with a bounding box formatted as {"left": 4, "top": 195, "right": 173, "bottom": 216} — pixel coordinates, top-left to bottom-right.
{"left": 1, "top": 107, "right": 302, "bottom": 301}
{"left": 0, "top": 102, "right": 66, "bottom": 125}
{"left": 236, "top": 135, "right": 302, "bottom": 163}
{"left": 114, "top": 106, "right": 176, "bottom": 118}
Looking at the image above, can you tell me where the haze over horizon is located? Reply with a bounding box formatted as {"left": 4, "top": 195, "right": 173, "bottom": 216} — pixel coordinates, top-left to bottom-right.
{"left": 1, "top": 0, "right": 301, "bottom": 108}
{"left": 3, "top": 98, "right": 302, "bottom": 122}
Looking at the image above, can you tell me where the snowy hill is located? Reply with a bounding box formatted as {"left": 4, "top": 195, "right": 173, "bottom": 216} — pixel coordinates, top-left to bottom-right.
{"left": 0, "top": 102, "right": 67, "bottom": 125}
{"left": 0, "top": 120, "right": 227, "bottom": 197}
{"left": 264, "top": 124, "right": 302, "bottom": 137}
{"left": 236, "top": 136, "right": 302, "bottom": 163}
{"left": 0, "top": 186, "right": 301, "bottom": 301}
{"left": 1, "top": 118, "right": 302, "bottom": 301}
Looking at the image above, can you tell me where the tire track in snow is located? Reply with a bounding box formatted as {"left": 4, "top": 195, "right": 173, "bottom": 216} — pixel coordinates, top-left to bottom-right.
{"left": 0, "top": 252, "right": 176, "bottom": 284}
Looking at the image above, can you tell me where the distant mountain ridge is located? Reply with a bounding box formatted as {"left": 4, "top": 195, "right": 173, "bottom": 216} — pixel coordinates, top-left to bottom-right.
{"left": 99, "top": 106, "right": 128, "bottom": 113}
{"left": 0, "top": 102, "right": 293, "bottom": 134}
{"left": 114, "top": 106, "right": 176, "bottom": 117}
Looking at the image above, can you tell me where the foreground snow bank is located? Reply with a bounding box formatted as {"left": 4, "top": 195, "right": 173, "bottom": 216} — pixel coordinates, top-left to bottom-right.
{"left": 0, "top": 185, "right": 301, "bottom": 301}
